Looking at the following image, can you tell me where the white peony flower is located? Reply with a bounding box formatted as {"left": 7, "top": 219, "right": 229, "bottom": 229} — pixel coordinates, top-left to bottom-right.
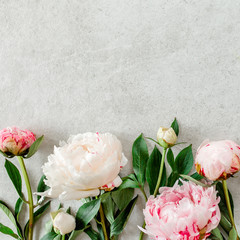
{"left": 38, "top": 132, "right": 127, "bottom": 200}
{"left": 51, "top": 210, "right": 76, "bottom": 235}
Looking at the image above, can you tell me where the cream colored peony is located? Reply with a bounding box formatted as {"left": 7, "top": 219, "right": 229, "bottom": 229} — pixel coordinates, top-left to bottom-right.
{"left": 39, "top": 132, "right": 127, "bottom": 200}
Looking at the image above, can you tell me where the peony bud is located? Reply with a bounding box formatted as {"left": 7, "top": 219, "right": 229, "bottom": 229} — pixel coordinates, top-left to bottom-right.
{"left": 157, "top": 127, "right": 177, "bottom": 148}
{"left": 51, "top": 210, "right": 76, "bottom": 235}
{"left": 0, "top": 127, "right": 36, "bottom": 156}
{"left": 195, "top": 140, "right": 240, "bottom": 181}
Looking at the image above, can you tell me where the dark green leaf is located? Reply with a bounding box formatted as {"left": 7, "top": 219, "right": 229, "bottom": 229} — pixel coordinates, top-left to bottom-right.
{"left": 167, "top": 148, "right": 176, "bottom": 171}
{"left": 40, "top": 232, "right": 58, "bottom": 240}
{"left": 191, "top": 172, "right": 204, "bottom": 180}
{"left": 84, "top": 227, "right": 101, "bottom": 240}
{"left": 14, "top": 198, "right": 24, "bottom": 222}
{"left": 210, "top": 227, "right": 223, "bottom": 240}
{"left": 132, "top": 134, "right": 149, "bottom": 186}
{"left": 110, "top": 196, "right": 138, "bottom": 237}
{"left": 171, "top": 118, "right": 179, "bottom": 136}
{"left": 101, "top": 194, "right": 115, "bottom": 224}
{"left": 24, "top": 201, "right": 51, "bottom": 239}
{"left": 146, "top": 146, "right": 166, "bottom": 195}
{"left": 118, "top": 178, "right": 139, "bottom": 190}
{"left": 96, "top": 222, "right": 105, "bottom": 240}
{"left": 4, "top": 159, "right": 23, "bottom": 198}
{"left": 0, "top": 200, "right": 22, "bottom": 238}
{"left": 76, "top": 199, "right": 101, "bottom": 230}
{"left": 112, "top": 188, "right": 134, "bottom": 211}
{"left": 167, "top": 172, "right": 179, "bottom": 187}
{"left": 175, "top": 145, "right": 193, "bottom": 174}
{"left": 0, "top": 223, "right": 18, "bottom": 239}
{"left": 229, "top": 228, "right": 238, "bottom": 240}
{"left": 25, "top": 135, "right": 44, "bottom": 158}
{"left": 37, "top": 175, "right": 49, "bottom": 201}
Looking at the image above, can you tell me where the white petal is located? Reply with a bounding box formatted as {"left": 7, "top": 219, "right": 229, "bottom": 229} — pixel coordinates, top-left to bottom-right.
{"left": 59, "top": 188, "right": 100, "bottom": 201}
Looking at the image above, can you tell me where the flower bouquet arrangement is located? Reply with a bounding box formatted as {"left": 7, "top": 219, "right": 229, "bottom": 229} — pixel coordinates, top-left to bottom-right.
{"left": 0, "top": 119, "right": 240, "bottom": 240}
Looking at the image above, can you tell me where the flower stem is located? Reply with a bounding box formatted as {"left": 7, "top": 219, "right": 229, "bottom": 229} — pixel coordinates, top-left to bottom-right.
{"left": 139, "top": 186, "right": 148, "bottom": 202}
{"left": 222, "top": 180, "right": 238, "bottom": 237}
{"left": 139, "top": 148, "right": 167, "bottom": 240}
{"left": 99, "top": 203, "right": 109, "bottom": 240}
{"left": 62, "top": 235, "right": 65, "bottom": 240}
{"left": 153, "top": 147, "right": 167, "bottom": 197}
{"left": 139, "top": 222, "right": 146, "bottom": 240}
{"left": 17, "top": 156, "right": 34, "bottom": 240}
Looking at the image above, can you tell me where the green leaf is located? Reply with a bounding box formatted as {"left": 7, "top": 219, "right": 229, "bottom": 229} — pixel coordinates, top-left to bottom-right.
{"left": 4, "top": 159, "right": 23, "bottom": 198}
{"left": 53, "top": 235, "right": 61, "bottom": 240}
{"left": 229, "top": 228, "right": 238, "bottom": 240}
{"left": 191, "top": 172, "right": 204, "bottom": 180}
{"left": 0, "top": 200, "right": 22, "bottom": 238}
{"left": 14, "top": 198, "right": 24, "bottom": 222}
{"left": 146, "top": 146, "right": 166, "bottom": 195}
{"left": 37, "top": 175, "right": 49, "bottom": 201}
{"left": 110, "top": 196, "right": 138, "bottom": 237}
{"left": 76, "top": 198, "right": 101, "bottom": 230}
{"left": 0, "top": 150, "right": 14, "bottom": 158}
{"left": 132, "top": 134, "right": 149, "bottom": 186}
{"left": 25, "top": 135, "right": 44, "bottom": 158}
{"left": 220, "top": 213, "right": 232, "bottom": 233}
{"left": 85, "top": 226, "right": 101, "bottom": 240}
{"left": 175, "top": 145, "right": 193, "bottom": 174}
{"left": 167, "top": 171, "right": 179, "bottom": 187}
{"left": 0, "top": 223, "right": 19, "bottom": 239}
{"left": 112, "top": 188, "right": 134, "bottom": 211}
{"left": 210, "top": 227, "right": 223, "bottom": 240}
{"left": 24, "top": 201, "right": 51, "bottom": 239}
{"left": 180, "top": 174, "right": 210, "bottom": 187}
{"left": 40, "top": 232, "right": 58, "bottom": 240}
{"left": 171, "top": 118, "right": 179, "bottom": 136}
{"left": 68, "top": 228, "right": 87, "bottom": 240}
{"left": 45, "top": 220, "right": 53, "bottom": 233}
{"left": 167, "top": 148, "right": 176, "bottom": 171}
{"left": 101, "top": 194, "right": 115, "bottom": 224}
{"left": 118, "top": 178, "right": 139, "bottom": 190}
{"left": 216, "top": 182, "right": 234, "bottom": 219}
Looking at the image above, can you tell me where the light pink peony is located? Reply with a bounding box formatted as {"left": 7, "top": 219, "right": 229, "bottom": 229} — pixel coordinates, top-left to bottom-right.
{"left": 195, "top": 140, "right": 240, "bottom": 181}
{"left": 39, "top": 132, "right": 127, "bottom": 200}
{"left": 140, "top": 181, "right": 220, "bottom": 240}
{"left": 0, "top": 127, "right": 36, "bottom": 156}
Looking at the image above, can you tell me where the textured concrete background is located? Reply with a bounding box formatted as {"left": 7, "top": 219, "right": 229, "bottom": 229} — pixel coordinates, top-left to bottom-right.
{"left": 1, "top": 0, "right": 240, "bottom": 239}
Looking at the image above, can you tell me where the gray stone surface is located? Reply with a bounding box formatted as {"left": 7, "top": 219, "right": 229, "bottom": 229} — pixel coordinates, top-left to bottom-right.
{"left": 1, "top": 0, "right": 240, "bottom": 239}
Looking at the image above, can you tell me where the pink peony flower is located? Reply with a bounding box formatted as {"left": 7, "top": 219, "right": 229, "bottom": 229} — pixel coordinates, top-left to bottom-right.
{"left": 140, "top": 181, "right": 220, "bottom": 240}
{"left": 195, "top": 140, "right": 240, "bottom": 181}
{"left": 0, "top": 127, "right": 36, "bottom": 156}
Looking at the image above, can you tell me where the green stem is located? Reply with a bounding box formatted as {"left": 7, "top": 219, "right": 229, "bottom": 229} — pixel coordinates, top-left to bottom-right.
{"left": 222, "top": 180, "right": 238, "bottom": 238}
{"left": 62, "top": 235, "right": 65, "bottom": 240}
{"left": 139, "top": 148, "right": 167, "bottom": 240}
{"left": 99, "top": 203, "right": 109, "bottom": 240}
{"left": 139, "top": 186, "right": 148, "bottom": 202}
{"left": 17, "top": 156, "right": 34, "bottom": 240}
{"left": 153, "top": 147, "right": 167, "bottom": 197}
{"left": 139, "top": 222, "right": 146, "bottom": 240}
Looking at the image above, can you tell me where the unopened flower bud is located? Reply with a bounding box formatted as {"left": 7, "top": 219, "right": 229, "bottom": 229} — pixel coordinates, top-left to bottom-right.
{"left": 51, "top": 210, "right": 76, "bottom": 235}
{"left": 157, "top": 127, "right": 177, "bottom": 148}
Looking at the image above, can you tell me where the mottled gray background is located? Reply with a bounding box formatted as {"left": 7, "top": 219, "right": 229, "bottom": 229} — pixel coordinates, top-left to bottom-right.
{"left": 1, "top": 0, "right": 240, "bottom": 239}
